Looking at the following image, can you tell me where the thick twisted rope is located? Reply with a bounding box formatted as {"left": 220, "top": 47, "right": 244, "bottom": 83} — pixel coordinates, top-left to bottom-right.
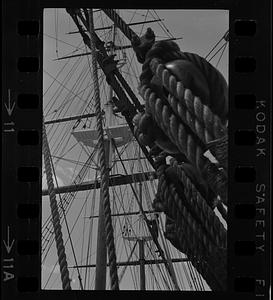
{"left": 139, "top": 41, "right": 228, "bottom": 122}
{"left": 169, "top": 159, "right": 227, "bottom": 249}
{"left": 89, "top": 9, "right": 119, "bottom": 290}
{"left": 181, "top": 52, "right": 228, "bottom": 122}
{"left": 140, "top": 42, "right": 182, "bottom": 86}
{"left": 154, "top": 159, "right": 226, "bottom": 290}
{"left": 102, "top": 9, "right": 135, "bottom": 41}
{"left": 158, "top": 174, "right": 226, "bottom": 290}
{"left": 165, "top": 218, "right": 226, "bottom": 291}
{"left": 42, "top": 121, "right": 71, "bottom": 290}
{"left": 134, "top": 38, "right": 228, "bottom": 290}
{"left": 42, "top": 150, "right": 97, "bottom": 256}
{"left": 149, "top": 58, "right": 227, "bottom": 146}
{"left": 157, "top": 162, "right": 223, "bottom": 257}
{"left": 140, "top": 84, "right": 227, "bottom": 204}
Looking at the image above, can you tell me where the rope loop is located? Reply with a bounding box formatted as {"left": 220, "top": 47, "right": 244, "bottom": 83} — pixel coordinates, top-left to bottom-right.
{"left": 139, "top": 83, "right": 227, "bottom": 203}
{"left": 155, "top": 163, "right": 227, "bottom": 290}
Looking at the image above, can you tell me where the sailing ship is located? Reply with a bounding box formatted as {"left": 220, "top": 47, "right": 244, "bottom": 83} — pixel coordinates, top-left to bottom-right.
{"left": 42, "top": 9, "right": 228, "bottom": 291}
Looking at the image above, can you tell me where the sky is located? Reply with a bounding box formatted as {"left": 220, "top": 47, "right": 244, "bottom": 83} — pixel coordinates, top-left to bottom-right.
{"left": 42, "top": 9, "right": 228, "bottom": 291}
{"left": 43, "top": 9, "right": 228, "bottom": 83}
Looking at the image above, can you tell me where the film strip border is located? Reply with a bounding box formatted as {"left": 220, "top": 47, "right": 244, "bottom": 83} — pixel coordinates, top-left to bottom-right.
{"left": 2, "top": 0, "right": 42, "bottom": 296}
{"left": 1, "top": 1, "right": 271, "bottom": 299}
{"left": 230, "top": 15, "right": 270, "bottom": 296}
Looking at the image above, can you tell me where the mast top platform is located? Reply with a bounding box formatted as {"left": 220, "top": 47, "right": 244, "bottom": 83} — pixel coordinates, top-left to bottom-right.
{"left": 72, "top": 124, "right": 132, "bottom": 148}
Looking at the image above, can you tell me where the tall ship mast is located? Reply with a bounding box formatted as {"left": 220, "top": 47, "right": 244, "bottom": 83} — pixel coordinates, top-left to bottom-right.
{"left": 42, "top": 9, "right": 228, "bottom": 291}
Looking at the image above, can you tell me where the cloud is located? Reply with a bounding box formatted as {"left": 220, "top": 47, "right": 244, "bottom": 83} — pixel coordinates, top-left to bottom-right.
{"left": 42, "top": 163, "right": 71, "bottom": 189}
{"left": 42, "top": 173, "right": 65, "bottom": 189}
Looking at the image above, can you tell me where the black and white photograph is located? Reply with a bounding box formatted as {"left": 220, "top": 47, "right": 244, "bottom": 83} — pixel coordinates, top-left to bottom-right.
{"left": 42, "top": 9, "right": 228, "bottom": 291}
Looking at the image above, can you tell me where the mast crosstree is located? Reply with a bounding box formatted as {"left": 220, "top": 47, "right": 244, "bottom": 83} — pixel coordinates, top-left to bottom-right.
{"left": 64, "top": 8, "right": 182, "bottom": 290}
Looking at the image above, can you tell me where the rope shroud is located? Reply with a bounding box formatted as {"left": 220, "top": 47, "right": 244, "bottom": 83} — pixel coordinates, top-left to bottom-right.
{"left": 42, "top": 121, "right": 72, "bottom": 290}
{"left": 88, "top": 9, "right": 119, "bottom": 290}
{"left": 133, "top": 33, "right": 228, "bottom": 291}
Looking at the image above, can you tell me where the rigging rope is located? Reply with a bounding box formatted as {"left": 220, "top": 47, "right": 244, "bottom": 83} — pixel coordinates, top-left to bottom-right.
{"left": 205, "top": 31, "right": 227, "bottom": 60}
{"left": 154, "top": 155, "right": 226, "bottom": 290}
{"left": 42, "top": 120, "right": 71, "bottom": 290}
{"left": 49, "top": 152, "right": 84, "bottom": 290}
{"left": 149, "top": 58, "right": 227, "bottom": 145}
{"left": 139, "top": 42, "right": 228, "bottom": 122}
{"left": 88, "top": 9, "right": 119, "bottom": 290}
{"left": 95, "top": 11, "right": 226, "bottom": 289}
{"left": 64, "top": 9, "right": 228, "bottom": 290}
{"left": 112, "top": 139, "right": 180, "bottom": 290}
{"left": 138, "top": 83, "right": 227, "bottom": 204}
{"left": 132, "top": 29, "right": 228, "bottom": 290}
{"left": 169, "top": 158, "right": 227, "bottom": 248}
{"left": 216, "top": 42, "right": 228, "bottom": 68}
{"left": 102, "top": 9, "right": 136, "bottom": 41}
{"left": 66, "top": 9, "right": 156, "bottom": 170}
{"left": 54, "top": 9, "right": 59, "bottom": 57}
{"left": 42, "top": 148, "right": 97, "bottom": 258}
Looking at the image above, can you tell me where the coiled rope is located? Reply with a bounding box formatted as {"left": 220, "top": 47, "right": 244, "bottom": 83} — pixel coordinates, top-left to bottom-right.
{"left": 132, "top": 34, "right": 228, "bottom": 290}
{"left": 149, "top": 57, "right": 228, "bottom": 174}
{"left": 149, "top": 58, "right": 227, "bottom": 146}
{"left": 165, "top": 217, "right": 226, "bottom": 291}
{"left": 42, "top": 121, "right": 71, "bottom": 290}
{"left": 181, "top": 51, "right": 228, "bottom": 122}
{"left": 139, "top": 83, "right": 227, "bottom": 204}
{"left": 88, "top": 9, "right": 119, "bottom": 290}
{"left": 139, "top": 40, "right": 228, "bottom": 122}
{"left": 154, "top": 155, "right": 226, "bottom": 290}
{"left": 169, "top": 158, "right": 227, "bottom": 248}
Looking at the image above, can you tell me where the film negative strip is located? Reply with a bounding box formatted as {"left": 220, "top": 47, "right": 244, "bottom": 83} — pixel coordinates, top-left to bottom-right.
{"left": 1, "top": 0, "right": 271, "bottom": 299}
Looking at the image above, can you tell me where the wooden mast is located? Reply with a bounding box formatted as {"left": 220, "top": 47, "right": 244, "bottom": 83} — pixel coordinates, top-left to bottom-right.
{"left": 139, "top": 238, "right": 145, "bottom": 290}
{"left": 94, "top": 142, "right": 108, "bottom": 290}
{"left": 95, "top": 19, "right": 117, "bottom": 290}
{"left": 59, "top": 8, "right": 186, "bottom": 288}
{"left": 138, "top": 182, "right": 146, "bottom": 290}
{"left": 85, "top": 8, "right": 108, "bottom": 290}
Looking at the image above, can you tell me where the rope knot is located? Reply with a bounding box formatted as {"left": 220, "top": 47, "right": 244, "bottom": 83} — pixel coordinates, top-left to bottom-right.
{"left": 132, "top": 28, "right": 156, "bottom": 63}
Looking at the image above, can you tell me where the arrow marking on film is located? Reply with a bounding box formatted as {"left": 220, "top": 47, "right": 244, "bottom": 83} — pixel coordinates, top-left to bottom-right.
{"left": 3, "top": 226, "right": 15, "bottom": 254}
{"left": 4, "top": 89, "right": 15, "bottom": 116}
